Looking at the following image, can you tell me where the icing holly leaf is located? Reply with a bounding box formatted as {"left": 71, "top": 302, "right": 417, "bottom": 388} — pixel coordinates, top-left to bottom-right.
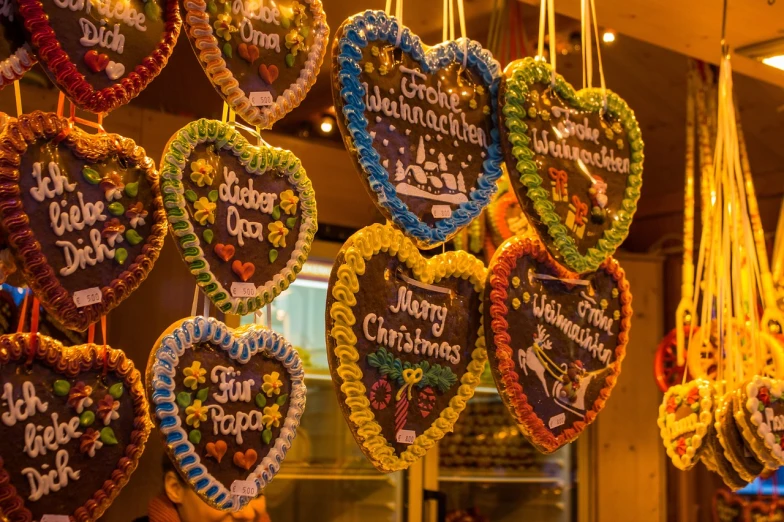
{"left": 53, "top": 379, "right": 71, "bottom": 396}
{"left": 100, "top": 426, "right": 119, "bottom": 445}
{"left": 276, "top": 394, "right": 288, "bottom": 406}
{"left": 115, "top": 248, "right": 128, "bottom": 265}
{"left": 185, "top": 190, "right": 198, "bottom": 203}
{"left": 255, "top": 392, "right": 267, "bottom": 408}
{"left": 126, "top": 229, "right": 143, "bottom": 246}
{"left": 196, "top": 387, "right": 209, "bottom": 402}
{"left": 109, "top": 382, "right": 124, "bottom": 399}
{"left": 269, "top": 249, "right": 278, "bottom": 263}
{"left": 82, "top": 166, "right": 101, "bottom": 185}
{"left": 125, "top": 182, "right": 139, "bottom": 198}
{"left": 108, "top": 202, "right": 125, "bottom": 216}
{"left": 177, "top": 391, "right": 192, "bottom": 408}
{"left": 189, "top": 429, "right": 202, "bottom": 444}
{"left": 262, "top": 429, "right": 272, "bottom": 445}
{"left": 80, "top": 410, "right": 95, "bottom": 427}
{"left": 203, "top": 229, "right": 214, "bottom": 244}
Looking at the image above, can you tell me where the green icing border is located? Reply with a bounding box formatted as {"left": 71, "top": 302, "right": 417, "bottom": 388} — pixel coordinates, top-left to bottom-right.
{"left": 501, "top": 57, "right": 644, "bottom": 273}
{"left": 160, "top": 119, "right": 318, "bottom": 315}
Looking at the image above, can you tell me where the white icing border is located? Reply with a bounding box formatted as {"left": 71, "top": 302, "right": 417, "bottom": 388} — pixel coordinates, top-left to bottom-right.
{"left": 657, "top": 379, "right": 714, "bottom": 470}
{"left": 0, "top": 44, "right": 35, "bottom": 88}
{"left": 742, "top": 375, "right": 784, "bottom": 466}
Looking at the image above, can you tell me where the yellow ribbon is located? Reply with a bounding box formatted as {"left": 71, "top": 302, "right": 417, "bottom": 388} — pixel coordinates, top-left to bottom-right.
{"left": 396, "top": 368, "right": 424, "bottom": 401}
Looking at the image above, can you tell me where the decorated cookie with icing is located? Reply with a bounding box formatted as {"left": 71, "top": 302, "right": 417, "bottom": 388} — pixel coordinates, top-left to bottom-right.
{"left": 0, "top": 111, "right": 166, "bottom": 331}
{"left": 0, "top": 0, "right": 35, "bottom": 89}
{"left": 183, "top": 0, "right": 327, "bottom": 129}
{"left": 161, "top": 119, "right": 317, "bottom": 315}
{"left": 17, "top": 0, "right": 180, "bottom": 113}
{"left": 331, "top": 10, "right": 503, "bottom": 249}
{"left": 148, "top": 316, "right": 305, "bottom": 511}
{"left": 499, "top": 57, "right": 643, "bottom": 273}
{"left": 713, "top": 489, "right": 747, "bottom": 522}
{"left": 484, "top": 235, "right": 631, "bottom": 453}
{"left": 705, "top": 420, "right": 750, "bottom": 491}
{"left": 325, "top": 223, "right": 486, "bottom": 472}
{"left": 735, "top": 376, "right": 784, "bottom": 469}
{"left": 716, "top": 390, "right": 766, "bottom": 482}
{"left": 0, "top": 332, "right": 149, "bottom": 521}
{"left": 745, "top": 498, "right": 784, "bottom": 522}
{"left": 657, "top": 379, "right": 714, "bottom": 470}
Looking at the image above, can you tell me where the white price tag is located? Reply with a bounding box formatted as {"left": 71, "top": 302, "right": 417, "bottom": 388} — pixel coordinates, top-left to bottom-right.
{"left": 431, "top": 205, "right": 452, "bottom": 219}
{"left": 73, "top": 287, "right": 102, "bottom": 308}
{"left": 549, "top": 413, "right": 566, "bottom": 429}
{"left": 249, "top": 91, "right": 274, "bottom": 107}
{"left": 231, "top": 480, "right": 258, "bottom": 497}
{"left": 396, "top": 429, "right": 416, "bottom": 445}
{"left": 231, "top": 282, "right": 257, "bottom": 298}
{"left": 41, "top": 516, "right": 70, "bottom": 522}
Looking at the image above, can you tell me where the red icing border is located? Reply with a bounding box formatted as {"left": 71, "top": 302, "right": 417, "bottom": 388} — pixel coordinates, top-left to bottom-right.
{"left": 486, "top": 235, "right": 632, "bottom": 453}
{"left": 17, "top": 0, "right": 181, "bottom": 113}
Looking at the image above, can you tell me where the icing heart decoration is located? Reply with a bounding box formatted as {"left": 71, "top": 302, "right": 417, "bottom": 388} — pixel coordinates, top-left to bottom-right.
{"left": 0, "top": 1, "right": 36, "bottom": 90}
{"left": 17, "top": 0, "right": 181, "bottom": 113}
{"left": 657, "top": 379, "right": 715, "bottom": 470}
{"left": 0, "top": 332, "right": 150, "bottom": 521}
{"left": 735, "top": 376, "right": 784, "bottom": 469}
{"left": 484, "top": 235, "right": 631, "bottom": 453}
{"left": 499, "top": 57, "right": 644, "bottom": 273}
{"left": 183, "top": 0, "right": 328, "bottom": 128}
{"left": 0, "top": 111, "right": 166, "bottom": 331}
{"left": 148, "top": 316, "right": 306, "bottom": 510}
{"left": 713, "top": 489, "right": 746, "bottom": 522}
{"left": 160, "top": 119, "right": 317, "bottom": 315}
{"left": 332, "top": 10, "right": 503, "bottom": 249}
{"left": 325, "top": 224, "right": 487, "bottom": 472}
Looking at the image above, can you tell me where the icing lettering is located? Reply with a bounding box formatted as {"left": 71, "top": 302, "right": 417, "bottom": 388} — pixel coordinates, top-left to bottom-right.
{"left": 765, "top": 407, "right": 784, "bottom": 432}
{"left": 239, "top": 19, "right": 281, "bottom": 52}
{"left": 232, "top": 0, "right": 280, "bottom": 23}
{"left": 56, "top": 228, "right": 116, "bottom": 276}
{"left": 210, "top": 365, "right": 254, "bottom": 404}
{"left": 219, "top": 168, "right": 277, "bottom": 214}
{"left": 207, "top": 404, "right": 263, "bottom": 445}
{"left": 531, "top": 128, "right": 629, "bottom": 175}
{"left": 22, "top": 449, "right": 80, "bottom": 501}
{"left": 388, "top": 285, "right": 448, "bottom": 337}
{"left": 23, "top": 413, "right": 83, "bottom": 458}
{"left": 48, "top": 193, "right": 106, "bottom": 236}
{"left": 665, "top": 412, "right": 697, "bottom": 440}
{"left": 52, "top": 0, "right": 147, "bottom": 31}
{"left": 2, "top": 382, "right": 48, "bottom": 426}
{"left": 30, "top": 162, "right": 77, "bottom": 203}
{"left": 79, "top": 20, "right": 125, "bottom": 54}
{"left": 226, "top": 206, "right": 264, "bottom": 247}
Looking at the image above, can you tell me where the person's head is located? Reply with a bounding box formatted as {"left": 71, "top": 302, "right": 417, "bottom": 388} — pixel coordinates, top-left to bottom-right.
{"left": 161, "top": 457, "right": 268, "bottom": 522}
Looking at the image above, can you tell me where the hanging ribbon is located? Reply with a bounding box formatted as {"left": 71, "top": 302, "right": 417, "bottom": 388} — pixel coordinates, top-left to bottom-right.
{"left": 16, "top": 288, "right": 29, "bottom": 334}
{"left": 100, "top": 315, "right": 108, "bottom": 376}
{"left": 386, "top": 0, "right": 404, "bottom": 46}
{"left": 395, "top": 367, "right": 423, "bottom": 401}
{"left": 536, "top": 0, "right": 556, "bottom": 85}
{"left": 55, "top": 92, "right": 105, "bottom": 140}
{"left": 13, "top": 81, "right": 22, "bottom": 117}
{"left": 581, "top": 0, "right": 607, "bottom": 107}
{"left": 26, "top": 297, "right": 40, "bottom": 366}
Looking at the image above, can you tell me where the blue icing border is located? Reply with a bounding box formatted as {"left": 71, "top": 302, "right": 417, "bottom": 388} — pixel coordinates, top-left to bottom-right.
{"left": 150, "top": 316, "right": 306, "bottom": 511}
{"left": 334, "top": 10, "right": 503, "bottom": 247}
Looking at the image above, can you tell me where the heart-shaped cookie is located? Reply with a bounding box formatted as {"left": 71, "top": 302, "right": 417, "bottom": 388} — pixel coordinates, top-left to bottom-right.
{"left": 0, "top": 332, "right": 150, "bottom": 521}
{"left": 484, "top": 235, "right": 631, "bottom": 453}
{"left": 17, "top": 0, "right": 181, "bottom": 113}
{"left": 713, "top": 489, "right": 747, "bottom": 522}
{"left": 719, "top": 390, "right": 766, "bottom": 482}
{"left": 148, "top": 316, "right": 306, "bottom": 510}
{"left": 0, "top": 0, "right": 35, "bottom": 89}
{"left": 499, "top": 57, "right": 644, "bottom": 273}
{"left": 735, "top": 376, "right": 784, "bottom": 469}
{"left": 657, "top": 379, "right": 715, "bottom": 470}
{"left": 746, "top": 498, "right": 784, "bottom": 522}
{"left": 332, "top": 10, "right": 503, "bottom": 249}
{"left": 183, "top": 0, "right": 328, "bottom": 129}
{"left": 160, "top": 119, "right": 317, "bottom": 315}
{"left": 0, "top": 111, "right": 166, "bottom": 331}
{"left": 325, "top": 223, "right": 487, "bottom": 472}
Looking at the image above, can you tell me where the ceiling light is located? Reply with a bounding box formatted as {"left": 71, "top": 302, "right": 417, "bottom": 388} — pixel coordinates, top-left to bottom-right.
{"left": 319, "top": 115, "right": 335, "bottom": 135}
{"left": 762, "top": 55, "right": 784, "bottom": 71}
{"left": 602, "top": 31, "right": 616, "bottom": 44}
{"left": 737, "top": 38, "right": 784, "bottom": 71}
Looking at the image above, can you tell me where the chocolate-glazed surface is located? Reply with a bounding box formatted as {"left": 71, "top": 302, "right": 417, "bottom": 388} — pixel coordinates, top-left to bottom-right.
{"left": 327, "top": 248, "right": 481, "bottom": 457}
{"left": 36, "top": 0, "right": 169, "bottom": 91}
{"left": 171, "top": 342, "right": 291, "bottom": 487}
{"left": 502, "top": 83, "right": 631, "bottom": 258}
{"left": 333, "top": 28, "right": 494, "bottom": 230}
{"left": 180, "top": 143, "right": 302, "bottom": 287}
{"left": 0, "top": 363, "right": 135, "bottom": 520}
{"left": 19, "top": 139, "right": 156, "bottom": 295}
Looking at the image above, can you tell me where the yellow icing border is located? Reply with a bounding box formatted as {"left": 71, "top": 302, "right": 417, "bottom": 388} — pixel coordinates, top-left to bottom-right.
{"left": 657, "top": 379, "right": 714, "bottom": 470}
{"left": 328, "top": 223, "right": 487, "bottom": 472}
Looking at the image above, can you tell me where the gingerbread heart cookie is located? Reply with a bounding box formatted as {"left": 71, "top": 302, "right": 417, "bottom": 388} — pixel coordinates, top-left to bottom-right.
{"left": 657, "top": 379, "right": 715, "bottom": 470}
{"left": 0, "top": 111, "right": 166, "bottom": 331}
{"left": 735, "top": 376, "right": 784, "bottom": 469}
{"left": 0, "top": 0, "right": 35, "bottom": 89}
{"left": 0, "top": 332, "right": 150, "bottom": 521}
{"left": 713, "top": 489, "right": 747, "bottom": 522}
{"left": 325, "top": 223, "right": 487, "bottom": 472}
{"left": 160, "top": 119, "right": 317, "bottom": 315}
{"left": 499, "top": 57, "right": 644, "bottom": 273}
{"left": 332, "top": 10, "right": 503, "bottom": 249}
{"left": 148, "top": 317, "right": 306, "bottom": 510}
{"left": 183, "top": 0, "right": 328, "bottom": 129}
{"left": 746, "top": 498, "right": 784, "bottom": 522}
{"left": 484, "top": 235, "right": 631, "bottom": 453}
{"left": 17, "top": 0, "right": 180, "bottom": 113}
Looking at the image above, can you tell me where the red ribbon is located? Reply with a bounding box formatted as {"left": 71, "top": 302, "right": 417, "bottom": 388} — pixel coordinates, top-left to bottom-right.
{"left": 572, "top": 195, "right": 588, "bottom": 227}
{"left": 549, "top": 168, "right": 568, "bottom": 198}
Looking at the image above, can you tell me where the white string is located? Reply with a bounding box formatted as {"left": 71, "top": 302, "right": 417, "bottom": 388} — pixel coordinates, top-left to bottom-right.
{"left": 203, "top": 293, "right": 210, "bottom": 319}
{"left": 533, "top": 273, "right": 591, "bottom": 286}
{"left": 589, "top": 0, "right": 607, "bottom": 107}
{"left": 581, "top": 0, "right": 607, "bottom": 107}
{"left": 442, "top": 0, "right": 448, "bottom": 42}
{"left": 191, "top": 285, "right": 199, "bottom": 317}
{"left": 456, "top": 0, "right": 468, "bottom": 69}
{"left": 448, "top": 0, "right": 454, "bottom": 41}
{"left": 536, "top": 0, "right": 556, "bottom": 85}
{"left": 266, "top": 304, "right": 272, "bottom": 330}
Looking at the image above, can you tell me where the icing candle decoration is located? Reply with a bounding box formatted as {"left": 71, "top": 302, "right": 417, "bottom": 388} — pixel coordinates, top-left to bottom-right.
{"left": 148, "top": 317, "right": 306, "bottom": 511}
{"left": 331, "top": 10, "right": 503, "bottom": 249}
{"left": 0, "top": 0, "right": 35, "bottom": 89}
{"left": 657, "top": 379, "right": 714, "bottom": 471}
{"left": 325, "top": 224, "right": 487, "bottom": 472}
{"left": 183, "top": 0, "right": 328, "bottom": 129}
{"left": 735, "top": 376, "right": 784, "bottom": 470}
{"left": 499, "top": 57, "right": 644, "bottom": 273}
{"left": 161, "top": 119, "right": 317, "bottom": 315}
{"left": 0, "top": 332, "right": 150, "bottom": 522}
{"left": 713, "top": 489, "right": 747, "bottom": 522}
{"left": 0, "top": 112, "right": 166, "bottom": 331}
{"left": 484, "top": 235, "right": 631, "bottom": 453}
{"left": 17, "top": 0, "right": 181, "bottom": 113}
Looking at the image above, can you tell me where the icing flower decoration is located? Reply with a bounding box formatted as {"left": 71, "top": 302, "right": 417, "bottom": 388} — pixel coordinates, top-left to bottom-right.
{"left": 125, "top": 202, "right": 148, "bottom": 229}
{"left": 80, "top": 428, "right": 103, "bottom": 457}
{"left": 100, "top": 172, "right": 125, "bottom": 201}
{"left": 97, "top": 394, "right": 120, "bottom": 425}
{"left": 759, "top": 387, "right": 771, "bottom": 407}
{"left": 183, "top": 361, "right": 207, "bottom": 390}
{"left": 185, "top": 399, "right": 209, "bottom": 428}
{"left": 189, "top": 159, "right": 215, "bottom": 187}
{"left": 685, "top": 387, "right": 700, "bottom": 406}
{"left": 267, "top": 221, "right": 289, "bottom": 248}
{"left": 193, "top": 197, "right": 217, "bottom": 226}
{"left": 665, "top": 395, "right": 678, "bottom": 414}
{"left": 102, "top": 219, "right": 126, "bottom": 247}
{"left": 279, "top": 190, "right": 299, "bottom": 215}
{"left": 213, "top": 13, "right": 237, "bottom": 41}
{"left": 290, "top": 1, "right": 308, "bottom": 26}
{"left": 68, "top": 381, "right": 94, "bottom": 413}
{"left": 262, "top": 404, "right": 282, "bottom": 429}
{"left": 262, "top": 371, "right": 283, "bottom": 397}
{"left": 675, "top": 438, "right": 687, "bottom": 456}
{"left": 285, "top": 29, "right": 305, "bottom": 56}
